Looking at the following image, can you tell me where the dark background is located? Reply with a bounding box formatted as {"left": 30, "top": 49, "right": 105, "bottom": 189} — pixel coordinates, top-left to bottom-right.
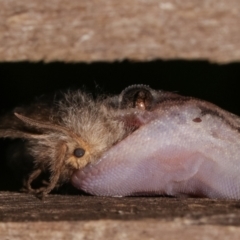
{"left": 0, "top": 60, "right": 239, "bottom": 191}
{"left": 1, "top": 61, "right": 240, "bottom": 114}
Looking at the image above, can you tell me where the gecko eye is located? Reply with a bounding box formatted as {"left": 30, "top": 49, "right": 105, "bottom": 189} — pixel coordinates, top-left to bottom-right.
{"left": 73, "top": 148, "right": 85, "bottom": 158}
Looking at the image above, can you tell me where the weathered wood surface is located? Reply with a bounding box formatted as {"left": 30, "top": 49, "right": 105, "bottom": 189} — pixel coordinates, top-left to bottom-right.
{"left": 1, "top": 192, "right": 240, "bottom": 239}
{"left": 1, "top": 191, "right": 240, "bottom": 223}
{"left": 0, "top": 0, "right": 240, "bottom": 63}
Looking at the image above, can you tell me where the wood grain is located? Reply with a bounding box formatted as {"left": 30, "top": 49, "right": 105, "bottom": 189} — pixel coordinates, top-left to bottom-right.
{"left": 1, "top": 192, "right": 240, "bottom": 239}
{"left": 0, "top": 0, "right": 240, "bottom": 63}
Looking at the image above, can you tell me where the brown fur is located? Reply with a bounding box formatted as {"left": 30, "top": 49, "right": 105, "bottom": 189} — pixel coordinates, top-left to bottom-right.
{"left": 0, "top": 90, "right": 134, "bottom": 197}
{"left": 0, "top": 85, "right": 182, "bottom": 197}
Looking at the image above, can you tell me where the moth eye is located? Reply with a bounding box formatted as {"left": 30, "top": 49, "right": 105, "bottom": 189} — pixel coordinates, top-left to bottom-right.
{"left": 73, "top": 148, "right": 85, "bottom": 158}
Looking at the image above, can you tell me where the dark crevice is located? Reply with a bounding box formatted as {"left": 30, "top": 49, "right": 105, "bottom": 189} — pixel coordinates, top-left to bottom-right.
{"left": 0, "top": 60, "right": 239, "bottom": 192}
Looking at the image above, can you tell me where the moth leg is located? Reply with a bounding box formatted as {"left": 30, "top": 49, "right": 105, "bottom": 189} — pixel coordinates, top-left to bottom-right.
{"left": 38, "top": 180, "right": 61, "bottom": 190}
{"left": 22, "top": 168, "right": 42, "bottom": 193}
{"left": 39, "top": 142, "right": 68, "bottom": 198}
{"left": 22, "top": 169, "right": 53, "bottom": 197}
{"left": 41, "top": 179, "right": 50, "bottom": 186}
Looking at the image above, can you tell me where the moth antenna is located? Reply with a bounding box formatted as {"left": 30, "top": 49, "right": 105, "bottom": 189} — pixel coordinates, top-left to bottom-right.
{"left": 0, "top": 129, "right": 47, "bottom": 139}
{"left": 14, "top": 112, "right": 69, "bottom": 133}
{"left": 14, "top": 113, "right": 90, "bottom": 150}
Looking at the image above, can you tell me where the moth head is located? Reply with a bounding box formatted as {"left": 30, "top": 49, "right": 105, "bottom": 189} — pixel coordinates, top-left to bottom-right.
{"left": 62, "top": 134, "right": 92, "bottom": 170}
{"left": 1, "top": 113, "right": 93, "bottom": 170}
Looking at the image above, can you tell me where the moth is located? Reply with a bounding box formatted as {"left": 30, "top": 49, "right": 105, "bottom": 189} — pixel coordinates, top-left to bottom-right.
{"left": 0, "top": 88, "right": 143, "bottom": 197}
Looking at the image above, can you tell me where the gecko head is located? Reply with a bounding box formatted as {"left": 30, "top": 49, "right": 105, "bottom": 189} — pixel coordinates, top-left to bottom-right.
{"left": 118, "top": 85, "right": 157, "bottom": 110}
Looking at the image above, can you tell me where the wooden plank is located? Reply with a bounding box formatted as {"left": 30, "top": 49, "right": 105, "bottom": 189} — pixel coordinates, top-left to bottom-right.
{"left": 1, "top": 192, "right": 240, "bottom": 223}
{"left": 1, "top": 221, "right": 240, "bottom": 240}
{"left": 0, "top": 0, "right": 240, "bottom": 63}
{"left": 1, "top": 192, "right": 240, "bottom": 239}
